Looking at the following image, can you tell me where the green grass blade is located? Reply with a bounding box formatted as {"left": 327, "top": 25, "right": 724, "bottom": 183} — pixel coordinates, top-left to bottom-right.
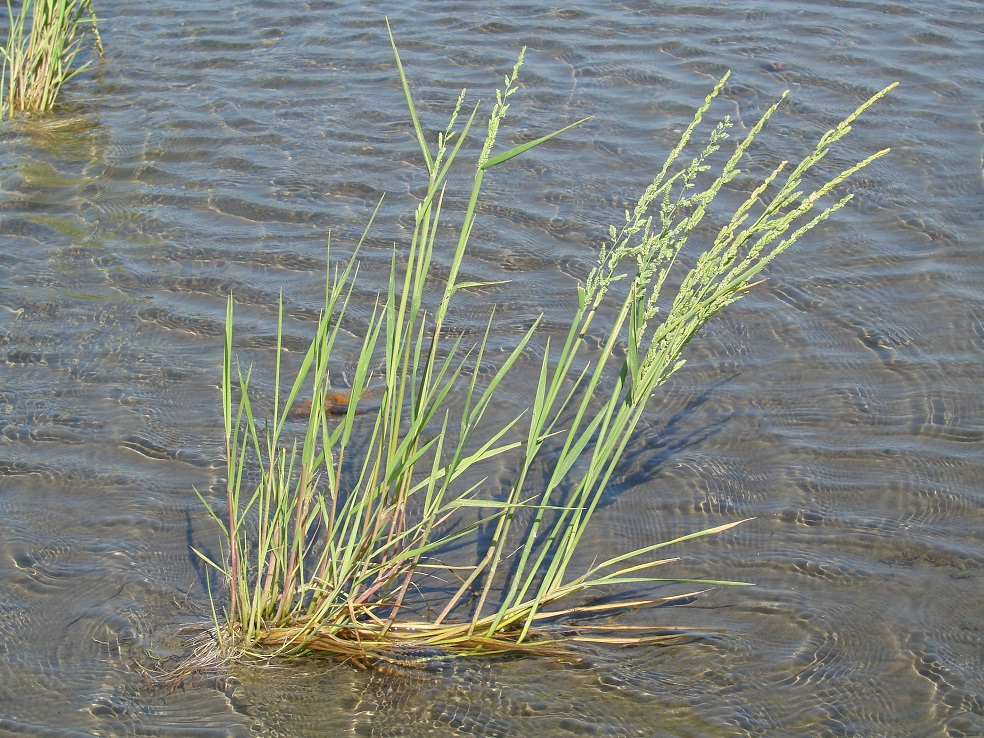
{"left": 481, "top": 116, "right": 592, "bottom": 170}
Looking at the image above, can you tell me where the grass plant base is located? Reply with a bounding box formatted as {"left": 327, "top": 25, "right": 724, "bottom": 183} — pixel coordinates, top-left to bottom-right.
{"left": 246, "top": 591, "right": 707, "bottom": 663}
{"left": 196, "top": 23, "right": 894, "bottom": 668}
{"left": 193, "top": 619, "right": 704, "bottom": 675}
{"left": 255, "top": 623, "right": 571, "bottom": 662}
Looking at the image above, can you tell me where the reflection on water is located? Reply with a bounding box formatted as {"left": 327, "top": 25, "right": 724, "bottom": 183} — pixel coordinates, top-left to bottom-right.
{"left": 1, "top": 0, "right": 982, "bottom": 735}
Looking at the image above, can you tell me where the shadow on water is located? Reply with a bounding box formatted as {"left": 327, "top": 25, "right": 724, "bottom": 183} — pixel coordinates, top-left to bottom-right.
{"left": 606, "top": 375, "right": 736, "bottom": 497}
{"left": 185, "top": 506, "right": 215, "bottom": 606}
{"left": 458, "top": 375, "right": 738, "bottom": 616}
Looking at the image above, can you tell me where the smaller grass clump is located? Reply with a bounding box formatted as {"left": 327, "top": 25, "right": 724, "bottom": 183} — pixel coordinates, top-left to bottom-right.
{"left": 1, "top": 0, "right": 103, "bottom": 118}
{"left": 195, "top": 26, "right": 894, "bottom": 667}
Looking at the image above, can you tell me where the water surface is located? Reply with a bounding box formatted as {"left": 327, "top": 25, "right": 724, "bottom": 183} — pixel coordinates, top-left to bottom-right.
{"left": 1, "top": 1, "right": 982, "bottom": 735}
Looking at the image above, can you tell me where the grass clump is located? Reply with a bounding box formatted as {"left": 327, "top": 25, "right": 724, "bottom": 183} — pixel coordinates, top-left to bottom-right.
{"left": 1, "top": 0, "right": 103, "bottom": 118}
{"left": 195, "top": 27, "right": 894, "bottom": 667}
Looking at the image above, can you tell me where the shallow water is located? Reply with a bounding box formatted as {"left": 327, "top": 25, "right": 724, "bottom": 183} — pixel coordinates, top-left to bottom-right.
{"left": 0, "top": 1, "right": 982, "bottom": 735}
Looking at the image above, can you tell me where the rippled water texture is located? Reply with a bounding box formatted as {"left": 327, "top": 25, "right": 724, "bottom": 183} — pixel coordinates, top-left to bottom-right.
{"left": 1, "top": 1, "right": 981, "bottom": 735}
